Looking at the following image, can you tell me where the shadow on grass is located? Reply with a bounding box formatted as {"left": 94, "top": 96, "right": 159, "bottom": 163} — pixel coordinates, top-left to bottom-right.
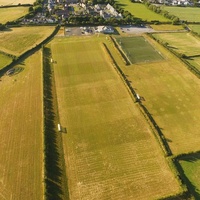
{"left": 175, "top": 153, "right": 200, "bottom": 200}
{"left": 43, "top": 47, "right": 69, "bottom": 199}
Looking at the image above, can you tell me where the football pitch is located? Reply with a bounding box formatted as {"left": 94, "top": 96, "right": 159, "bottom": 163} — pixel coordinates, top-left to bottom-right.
{"left": 50, "top": 36, "right": 181, "bottom": 200}
{"left": 115, "top": 36, "right": 164, "bottom": 64}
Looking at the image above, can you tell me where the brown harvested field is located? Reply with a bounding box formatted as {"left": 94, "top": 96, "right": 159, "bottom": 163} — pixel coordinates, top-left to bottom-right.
{"left": 0, "top": 0, "right": 35, "bottom": 5}
{"left": 50, "top": 36, "right": 182, "bottom": 200}
{"left": 0, "top": 51, "right": 43, "bottom": 199}
{"left": 111, "top": 35, "right": 200, "bottom": 155}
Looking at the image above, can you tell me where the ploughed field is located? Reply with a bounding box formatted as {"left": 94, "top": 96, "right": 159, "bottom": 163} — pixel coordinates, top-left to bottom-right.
{"left": 115, "top": 35, "right": 200, "bottom": 156}
{"left": 115, "top": 36, "right": 163, "bottom": 64}
{"left": 0, "top": 51, "right": 43, "bottom": 199}
{"left": 50, "top": 36, "right": 181, "bottom": 200}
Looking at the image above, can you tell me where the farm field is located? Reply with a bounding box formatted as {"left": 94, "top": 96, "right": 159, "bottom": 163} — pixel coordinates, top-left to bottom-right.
{"left": 116, "top": 1, "right": 170, "bottom": 22}
{"left": 188, "top": 24, "right": 200, "bottom": 34}
{"left": 0, "top": 53, "right": 12, "bottom": 70}
{"left": 0, "top": 7, "right": 28, "bottom": 24}
{"left": 150, "top": 24, "right": 184, "bottom": 31}
{"left": 50, "top": 36, "right": 181, "bottom": 200}
{"left": 111, "top": 35, "right": 200, "bottom": 155}
{"left": 0, "top": 26, "right": 55, "bottom": 56}
{"left": 115, "top": 36, "right": 163, "bottom": 64}
{"left": 0, "top": 51, "right": 43, "bottom": 199}
{"left": 152, "top": 32, "right": 200, "bottom": 57}
{"left": 163, "top": 6, "right": 200, "bottom": 22}
{"left": 179, "top": 154, "right": 200, "bottom": 199}
{"left": 0, "top": 0, "right": 34, "bottom": 5}
{"left": 186, "top": 57, "right": 200, "bottom": 71}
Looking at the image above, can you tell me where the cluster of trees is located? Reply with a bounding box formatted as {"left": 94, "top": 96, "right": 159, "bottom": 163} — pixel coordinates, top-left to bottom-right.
{"left": 144, "top": 2, "right": 180, "bottom": 24}
{"left": 0, "top": 23, "right": 6, "bottom": 31}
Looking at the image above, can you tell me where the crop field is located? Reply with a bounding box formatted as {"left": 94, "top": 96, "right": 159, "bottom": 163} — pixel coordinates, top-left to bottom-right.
{"left": 114, "top": 35, "right": 200, "bottom": 155}
{"left": 163, "top": 6, "right": 200, "bottom": 22}
{"left": 153, "top": 32, "right": 200, "bottom": 57}
{"left": 115, "top": 36, "right": 163, "bottom": 64}
{"left": 116, "top": 1, "right": 170, "bottom": 22}
{"left": 0, "top": 7, "right": 28, "bottom": 24}
{"left": 179, "top": 154, "right": 200, "bottom": 199}
{"left": 0, "top": 53, "right": 12, "bottom": 70}
{"left": 0, "top": 0, "right": 35, "bottom": 5}
{"left": 50, "top": 36, "right": 181, "bottom": 200}
{"left": 0, "top": 26, "right": 55, "bottom": 56}
{"left": 0, "top": 51, "right": 43, "bottom": 199}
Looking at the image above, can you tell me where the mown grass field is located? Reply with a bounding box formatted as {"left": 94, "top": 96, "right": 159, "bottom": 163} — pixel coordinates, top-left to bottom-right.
{"left": 0, "top": 26, "right": 55, "bottom": 56}
{"left": 115, "top": 36, "right": 163, "bottom": 64}
{"left": 0, "top": 53, "right": 12, "bottom": 70}
{"left": 150, "top": 24, "right": 184, "bottom": 31}
{"left": 0, "top": 7, "right": 28, "bottom": 24}
{"left": 179, "top": 154, "right": 200, "bottom": 199}
{"left": 153, "top": 32, "right": 200, "bottom": 57}
{"left": 110, "top": 35, "right": 200, "bottom": 156}
{"left": 50, "top": 36, "right": 181, "bottom": 200}
{"left": 116, "top": 1, "right": 170, "bottom": 22}
{"left": 188, "top": 24, "right": 200, "bottom": 34}
{"left": 0, "top": 0, "right": 35, "bottom": 5}
{"left": 186, "top": 57, "right": 200, "bottom": 71}
{"left": 0, "top": 51, "right": 43, "bottom": 199}
{"left": 163, "top": 6, "right": 200, "bottom": 22}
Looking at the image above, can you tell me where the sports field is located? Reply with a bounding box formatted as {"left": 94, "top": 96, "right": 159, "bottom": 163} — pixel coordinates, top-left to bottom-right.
{"left": 153, "top": 32, "right": 200, "bottom": 57}
{"left": 0, "top": 0, "right": 34, "bottom": 5}
{"left": 0, "top": 26, "right": 55, "bottom": 56}
{"left": 114, "top": 35, "right": 200, "bottom": 155}
{"left": 0, "top": 53, "right": 12, "bottom": 70}
{"left": 179, "top": 154, "right": 200, "bottom": 199}
{"left": 163, "top": 6, "right": 200, "bottom": 22}
{"left": 115, "top": 36, "right": 163, "bottom": 64}
{"left": 116, "top": 1, "right": 170, "bottom": 22}
{"left": 50, "top": 36, "right": 181, "bottom": 199}
{"left": 0, "top": 7, "right": 28, "bottom": 24}
{"left": 0, "top": 51, "right": 43, "bottom": 199}
{"left": 150, "top": 24, "right": 184, "bottom": 31}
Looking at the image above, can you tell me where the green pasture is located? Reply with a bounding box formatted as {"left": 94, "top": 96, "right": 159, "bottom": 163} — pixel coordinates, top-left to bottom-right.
{"left": 0, "top": 7, "right": 28, "bottom": 24}
{"left": 179, "top": 154, "right": 200, "bottom": 199}
{"left": 188, "top": 24, "right": 200, "bottom": 34}
{"left": 115, "top": 36, "right": 163, "bottom": 64}
{"left": 116, "top": 1, "right": 170, "bottom": 22}
{"left": 0, "top": 53, "right": 12, "bottom": 70}
{"left": 0, "top": 0, "right": 35, "bottom": 5}
{"left": 163, "top": 6, "right": 200, "bottom": 22}
{"left": 113, "top": 35, "right": 200, "bottom": 155}
{"left": 0, "top": 26, "right": 55, "bottom": 56}
{"left": 186, "top": 57, "right": 200, "bottom": 71}
{"left": 50, "top": 36, "right": 181, "bottom": 200}
{"left": 0, "top": 51, "right": 43, "bottom": 199}
{"left": 150, "top": 24, "right": 184, "bottom": 31}
{"left": 153, "top": 32, "right": 200, "bottom": 57}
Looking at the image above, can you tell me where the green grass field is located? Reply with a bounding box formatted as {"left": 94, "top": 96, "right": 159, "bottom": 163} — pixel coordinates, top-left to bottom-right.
{"left": 179, "top": 154, "right": 200, "bottom": 199}
{"left": 186, "top": 57, "right": 200, "bottom": 71}
{"left": 111, "top": 35, "right": 200, "bottom": 156}
{"left": 0, "top": 7, "right": 28, "bottom": 24}
{"left": 153, "top": 32, "right": 200, "bottom": 57}
{"left": 0, "top": 53, "right": 12, "bottom": 70}
{"left": 50, "top": 36, "right": 181, "bottom": 199}
{"left": 0, "top": 26, "right": 55, "bottom": 56}
{"left": 115, "top": 36, "right": 164, "bottom": 64}
{"left": 150, "top": 24, "right": 184, "bottom": 31}
{"left": 188, "top": 24, "right": 200, "bottom": 34}
{"left": 116, "top": 1, "right": 170, "bottom": 22}
{"left": 0, "top": 51, "right": 43, "bottom": 199}
{"left": 163, "top": 6, "right": 200, "bottom": 22}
